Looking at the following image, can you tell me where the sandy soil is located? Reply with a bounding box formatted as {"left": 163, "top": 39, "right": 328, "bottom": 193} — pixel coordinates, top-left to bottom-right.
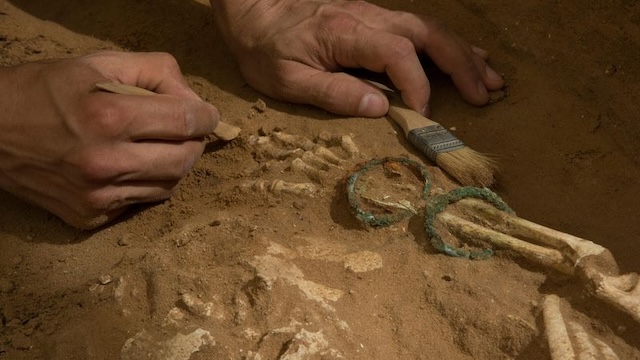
{"left": 1, "top": 0, "right": 640, "bottom": 359}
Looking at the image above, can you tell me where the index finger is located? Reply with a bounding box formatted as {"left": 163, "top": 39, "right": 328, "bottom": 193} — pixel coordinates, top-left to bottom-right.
{"left": 330, "top": 23, "right": 431, "bottom": 115}
{"left": 84, "top": 51, "right": 201, "bottom": 100}
{"left": 92, "top": 91, "right": 219, "bottom": 141}
{"left": 366, "top": 11, "right": 503, "bottom": 104}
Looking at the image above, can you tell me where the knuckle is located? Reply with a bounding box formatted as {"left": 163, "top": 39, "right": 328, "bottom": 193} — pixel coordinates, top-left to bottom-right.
{"left": 387, "top": 38, "right": 416, "bottom": 60}
{"left": 179, "top": 102, "right": 197, "bottom": 138}
{"left": 344, "top": 0, "right": 379, "bottom": 13}
{"left": 84, "top": 100, "right": 125, "bottom": 137}
{"left": 424, "top": 18, "right": 450, "bottom": 39}
{"left": 153, "top": 52, "right": 182, "bottom": 77}
{"left": 269, "top": 75, "right": 297, "bottom": 101}
{"left": 178, "top": 100, "right": 213, "bottom": 138}
{"left": 312, "top": 3, "right": 360, "bottom": 32}
{"left": 72, "top": 150, "right": 118, "bottom": 182}
{"left": 320, "top": 11, "right": 358, "bottom": 32}
{"left": 84, "top": 191, "right": 111, "bottom": 212}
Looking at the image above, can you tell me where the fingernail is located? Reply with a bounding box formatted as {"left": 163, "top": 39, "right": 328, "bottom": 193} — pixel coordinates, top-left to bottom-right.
{"left": 358, "top": 93, "right": 386, "bottom": 117}
{"left": 183, "top": 155, "right": 197, "bottom": 175}
{"left": 421, "top": 103, "right": 431, "bottom": 117}
{"left": 471, "top": 45, "right": 488, "bottom": 58}
{"left": 485, "top": 66, "right": 503, "bottom": 83}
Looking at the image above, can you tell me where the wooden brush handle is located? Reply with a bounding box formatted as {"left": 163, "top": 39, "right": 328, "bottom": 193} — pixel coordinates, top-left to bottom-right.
{"left": 386, "top": 104, "right": 440, "bottom": 136}
{"left": 94, "top": 81, "right": 241, "bottom": 141}
{"left": 361, "top": 79, "right": 441, "bottom": 134}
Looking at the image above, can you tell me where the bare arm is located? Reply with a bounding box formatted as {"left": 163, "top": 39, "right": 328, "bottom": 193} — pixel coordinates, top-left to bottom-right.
{"left": 0, "top": 51, "right": 219, "bottom": 229}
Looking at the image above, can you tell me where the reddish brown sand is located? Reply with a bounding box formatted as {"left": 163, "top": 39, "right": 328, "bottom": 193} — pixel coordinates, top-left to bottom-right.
{"left": 1, "top": 1, "right": 640, "bottom": 359}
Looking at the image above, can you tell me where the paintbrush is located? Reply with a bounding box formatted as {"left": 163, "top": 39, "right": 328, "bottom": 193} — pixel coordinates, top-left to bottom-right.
{"left": 368, "top": 80, "right": 498, "bottom": 187}
{"left": 94, "top": 81, "right": 241, "bottom": 141}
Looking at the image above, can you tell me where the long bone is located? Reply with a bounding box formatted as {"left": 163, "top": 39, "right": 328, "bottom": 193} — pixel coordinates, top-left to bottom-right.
{"left": 436, "top": 199, "right": 640, "bottom": 323}
{"left": 542, "top": 294, "right": 620, "bottom": 360}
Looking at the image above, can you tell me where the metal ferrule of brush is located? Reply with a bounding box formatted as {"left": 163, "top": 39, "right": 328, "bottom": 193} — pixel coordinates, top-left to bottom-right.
{"left": 407, "top": 125, "right": 465, "bottom": 162}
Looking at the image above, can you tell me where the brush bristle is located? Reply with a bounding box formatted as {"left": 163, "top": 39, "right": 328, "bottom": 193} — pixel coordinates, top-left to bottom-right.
{"left": 435, "top": 147, "right": 498, "bottom": 187}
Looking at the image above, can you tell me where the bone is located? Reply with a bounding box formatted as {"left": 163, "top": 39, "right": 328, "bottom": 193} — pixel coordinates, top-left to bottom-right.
{"left": 437, "top": 212, "right": 574, "bottom": 274}
{"left": 542, "top": 295, "right": 620, "bottom": 360}
{"left": 568, "top": 321, "right": 620, "bottom": 360}
{"left": 439, "top": 200, "right": 640, "bottom": 323}
{"left": 241, "top": 179, "right": 319, "bottom": 196}
{"left": 291, "top": 158, "right": 323, "bottom": 183}
{"left": 301, "top": 151, "right": 331, "bottom": 171}
{"left": 580, "top": 269, "right": 640, "bottom": 323}
{"left": 339, "top": 135, "right": 360, "bottom": 158}
{"left": 272, "top": 131, "right": 317, "bottom": 151}
{"left": 456, "top": 199, "right": 607, "bottom": 265}
{"left": 542, "top": 295, "right": 575, "bottom": 360}
{"left": 314, "top": 146, "right": 346, "bottom": 166}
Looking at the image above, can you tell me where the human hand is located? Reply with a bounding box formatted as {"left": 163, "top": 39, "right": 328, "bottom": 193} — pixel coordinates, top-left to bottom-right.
{"left": 0, "top": 51, "right": 219, "bottom": 229}
{"left": 210, "top": 0, "right": 504, "bottom": 117}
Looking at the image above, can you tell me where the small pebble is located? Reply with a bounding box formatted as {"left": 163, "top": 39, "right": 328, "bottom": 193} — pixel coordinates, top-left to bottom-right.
{"left": 292, "top": 201, "right": 306, "bottom": 210}
{"left": 117, "top": 234, "right": 131, "bottom": 247}
{"left": 98, "top": 275, "right": 112, "bottom": 285}
{"left": 252, "top": 99, "right": 267, "bottom": 113}
{"left": 616, "top": 325, "right": 627, "bottom": 334}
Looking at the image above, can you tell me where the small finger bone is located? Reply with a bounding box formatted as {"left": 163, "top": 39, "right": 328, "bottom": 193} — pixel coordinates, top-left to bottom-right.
{"left": 241, "top": 180, "right": 318, "bottom": 196}
{"left": 270, "top": 180, "right": 318, "bottom": 195}
{"left": 272, "top": 132, "right": 316, "bottom": 151}
{"left": 314, "top": 146, "right": 346, "bottom": 166}
{"left": 256, "top": 143, "right": 304, "bottom": 160}
{"left": 291, "top": 158, "right": 323, "bottom": 183}
{"left": 317, "top": 132, "right": 360, "bottom": 158}
{"left": 317, "top": 131, "right": 343, "bottom": 144}
{"left": 339, "top": 135, "right": 360, "bottom": 158}
{"left": 302, "top": 151, "right": 331, "bottom": 171}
